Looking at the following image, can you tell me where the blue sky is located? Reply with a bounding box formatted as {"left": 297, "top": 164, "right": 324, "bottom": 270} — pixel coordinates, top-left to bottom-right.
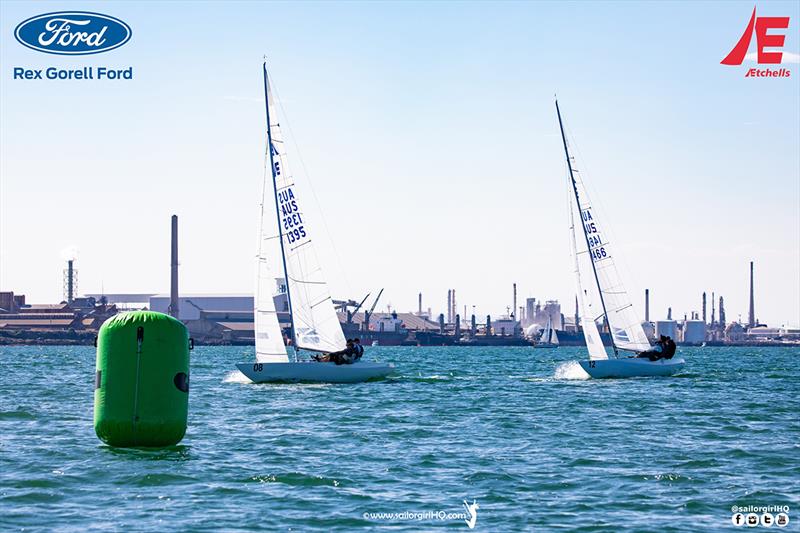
{"left": 1, "top": 1, "right": 798, "bottom": 326}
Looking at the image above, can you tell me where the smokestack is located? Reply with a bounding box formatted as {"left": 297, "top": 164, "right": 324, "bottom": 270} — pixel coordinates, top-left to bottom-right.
{"left": 667, "top": 307, "right": 672, "bottom": 320}
{"left": 719, "top": 296, "right": 726, "bottom": 327}
{"left": 711, "top": 291, "right": 716, "bottom": 326}
{"left": 702, "top": 292, "right": 707, "bottom": 324}
{"left": 574, "top": 295, "right": 579, "bottom": 327}
{"left": 446, "top": 290, "right": 451, "bottom": 323}
{"left": 512, "top": 283, "right": 517, "bottom": 321}
{"left": 168, "top": 215, "right": 179, "bottom": 319}
{"left": 418, "top": 292, "right": 422, "bottom": 315}
{"left": 748, "top": 261, "right": 755, "bottom": 328}
{"left": 66, "top": 259, "right": 74, "bottom": 304}
{"left": 645, "top": 289, "right": 650, "bottom": 322}
{"left": 451, "top": 289, "right": 456, "bottom": 325}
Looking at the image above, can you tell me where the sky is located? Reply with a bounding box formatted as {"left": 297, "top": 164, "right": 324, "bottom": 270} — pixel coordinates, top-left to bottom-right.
{"left": 1, "top": 1, "right": 798, "bottom": 327}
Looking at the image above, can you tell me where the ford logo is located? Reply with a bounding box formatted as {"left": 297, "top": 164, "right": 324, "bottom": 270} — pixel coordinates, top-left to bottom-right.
{"left": 14, "top": 11, "right": 131, "bottom": 55}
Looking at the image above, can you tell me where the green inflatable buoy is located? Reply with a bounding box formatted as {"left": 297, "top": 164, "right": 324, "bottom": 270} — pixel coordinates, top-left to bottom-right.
{"left": 94, "top": 311, "right": 190, "bottom": 447}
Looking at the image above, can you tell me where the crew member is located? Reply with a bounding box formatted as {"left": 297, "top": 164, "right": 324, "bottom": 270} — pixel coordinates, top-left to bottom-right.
{"left": 662, "top": 336, "right": 677, "bottom": 359}
{"left": 352, "top": 338, "right": 364, "bottom": 361}
{"left": 314, "top": 339, "right": 357, "bottom": 365}
{"left": 637, "top": 335, "right": 666, "bottom": 361}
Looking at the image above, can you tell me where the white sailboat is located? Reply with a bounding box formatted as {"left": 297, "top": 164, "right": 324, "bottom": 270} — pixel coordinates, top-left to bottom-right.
{"left": 556, "top": 100, "right": 685, "bottom": 378}
{"left": 535, "top": 315, "right": 559, "bottom": 348}
{"left": 236, "top": 62, "right": 394, "bottom": 384}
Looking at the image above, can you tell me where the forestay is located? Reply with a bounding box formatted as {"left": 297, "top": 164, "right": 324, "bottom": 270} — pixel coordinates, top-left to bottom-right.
{"left": 264, "top": 74, "right": 346, "bottom": 354}
{"left": 254, "top": 76, "right": 290, "bottom": 363}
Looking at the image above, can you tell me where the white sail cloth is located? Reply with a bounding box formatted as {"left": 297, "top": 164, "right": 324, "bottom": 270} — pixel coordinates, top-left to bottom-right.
{"left": 568, "top": 156, "right": 650, "bottom": 353}
{"left": 262, "top": 73, "right": 346, "bottom": 354}
{"left": 569, "top": 189, "right": 608, "bottom": 360}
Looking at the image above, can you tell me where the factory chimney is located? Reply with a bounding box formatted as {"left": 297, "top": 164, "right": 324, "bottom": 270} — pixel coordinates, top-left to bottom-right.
{"left": 446, "top": 290, "right": 452, "bottom": 323}
{"left": 711, "top": 291, "right": 716, "bottom": 326}
{"left": 168, "top": 215, "right": 179, "bottom": 319}
{"left": 719, "top": 296, "right": 726, "bottom": 327}
{"left": 644, "top": 289, "right": 650, "bottom": 322}
{"left": 418, "top": 292, "right": 422, "bottom": 315}
{"left": 66, "top": 260, "right": 75, "bottom": 304}
{"left": 574, "top": 296, "right": 579, "bottom": 331}
{"left": 667, "top": 307, "right": 672, "bottom": 320}
{"left": 512, "top": 283, "right": 517, "bottom": 322}
{"left": 451, "top": 290, "right": 456, "bottom": 325}
{"left": 702, "top": 292, "right": 707, "bottom": 324}
{"left": 748, "top": 261, "right": 755, "bottom": 328}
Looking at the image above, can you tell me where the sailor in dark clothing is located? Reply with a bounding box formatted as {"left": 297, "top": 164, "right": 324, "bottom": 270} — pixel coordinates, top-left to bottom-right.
{"left": 662, "top": 337, "right": 677, "bottom": 359}
{"left": 314, "top": 339, "right": 358, "bottom": 365}
{"left": 637, "top": 335, "right": 668, "bottom": 361}
{"left": 352, "top": 338, "right": 364, "bottom": 361}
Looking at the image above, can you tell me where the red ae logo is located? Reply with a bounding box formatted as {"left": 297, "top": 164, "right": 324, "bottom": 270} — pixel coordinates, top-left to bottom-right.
{"left": 722, "top": 6, "right": 789, "bottom": 65}
{"left": 722, "top": 7, "right": 791, "bottom": 77}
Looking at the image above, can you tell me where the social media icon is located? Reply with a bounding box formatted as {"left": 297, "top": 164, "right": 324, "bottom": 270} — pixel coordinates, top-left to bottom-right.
{"left": 732, "top": 513, "right": 745, "bottom": 526}
{"left": 776, "top": 512, "right": 789, "bottom": 527}
{"left": 762, "top": 513, "right": 774, "bottom": 527}
{"left": 747, "top": 513, "right": 759, "bottom": 527}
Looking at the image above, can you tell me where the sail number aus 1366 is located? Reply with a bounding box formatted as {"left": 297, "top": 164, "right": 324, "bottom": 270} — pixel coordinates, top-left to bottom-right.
{"left": 582, "top": 209, "right": 607, "bottom": 261}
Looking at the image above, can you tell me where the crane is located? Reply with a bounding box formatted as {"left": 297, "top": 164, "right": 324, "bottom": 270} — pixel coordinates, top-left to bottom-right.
{"left": 351, "top": 292, "right": 371, "bottom": 316}
{"left": 363, "top": 288, "right": 384, "bottom": 331}
{"left": 367, "top": 288, "right": 384, "bottom": 316}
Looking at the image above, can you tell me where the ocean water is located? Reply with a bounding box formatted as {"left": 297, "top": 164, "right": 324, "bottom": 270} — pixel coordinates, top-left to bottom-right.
{"left": 1, "top": 345, "right": 798, "bottom": 532}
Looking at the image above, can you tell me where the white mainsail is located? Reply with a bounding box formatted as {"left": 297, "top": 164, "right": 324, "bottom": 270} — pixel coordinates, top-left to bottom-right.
{"left": 558, "top": 100, "right": 650, "bottom": 355}
{"left": 539, "top": 316, "right": 552, "bottom": 344}
{"left": 264, "top": 70, "right": 346, "bottom": 354}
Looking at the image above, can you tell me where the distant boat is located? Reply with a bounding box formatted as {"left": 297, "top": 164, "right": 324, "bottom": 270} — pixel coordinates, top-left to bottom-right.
{"left": 556, "top": 100, "right": 685, "bottom": 379}
{"left": 535, "top": 315, "right": 559, "bottom": 348}
{"left": 236, "top": 62, "right": 394, "bottom": 384}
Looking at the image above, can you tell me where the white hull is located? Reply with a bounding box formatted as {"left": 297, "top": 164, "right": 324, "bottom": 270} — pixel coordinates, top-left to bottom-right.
{"left": 236, "top": 361, "right": 395, "bottom": 384}
{"left": 579, "top": 357, "right": 685, "bottom": 379}
{"left": 534, "top": 343, "right": 558, "bottom": 349}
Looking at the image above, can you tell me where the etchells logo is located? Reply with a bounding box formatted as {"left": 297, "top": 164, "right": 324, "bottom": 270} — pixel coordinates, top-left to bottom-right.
{"left": 721, "top": 6, "right": 794, "bottom": 78}
{"left": 14, "top": 11, "right": 131, "bottom": 55}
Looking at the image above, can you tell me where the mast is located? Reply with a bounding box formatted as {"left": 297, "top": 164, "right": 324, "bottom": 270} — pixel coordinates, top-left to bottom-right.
{"left": 555, "top": 99, "right": 618, "bottom": 357}
{"left": 263, "top": 61, "right": 298, "bottom": 353}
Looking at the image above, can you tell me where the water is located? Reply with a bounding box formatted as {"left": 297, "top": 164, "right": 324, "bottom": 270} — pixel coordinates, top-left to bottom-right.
{"left": 1, "top": 345, "right": 798, "bottom": 531}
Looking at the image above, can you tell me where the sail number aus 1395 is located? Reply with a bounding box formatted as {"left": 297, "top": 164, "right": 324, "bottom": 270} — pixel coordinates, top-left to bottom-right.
{"left": 278, "top": 187, "right": 308, "bottom": 244}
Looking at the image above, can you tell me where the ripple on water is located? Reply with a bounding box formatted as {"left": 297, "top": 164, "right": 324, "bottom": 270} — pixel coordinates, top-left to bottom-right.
{"left": 0, "top": 345, "right": 798, "bottom": 532}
